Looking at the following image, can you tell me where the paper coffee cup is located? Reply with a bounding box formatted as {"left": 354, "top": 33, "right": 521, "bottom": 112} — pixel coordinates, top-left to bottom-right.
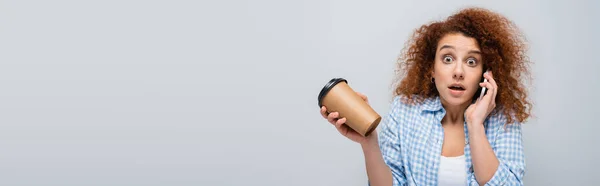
{"left": 318, "top": 78, "right": 382, "bottom": 137}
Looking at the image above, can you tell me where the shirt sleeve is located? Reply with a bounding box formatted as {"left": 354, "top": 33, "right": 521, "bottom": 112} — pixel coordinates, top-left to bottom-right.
{"left": 468, "top": 119, "right": 526, "bottom": 186}
{"left": 370, "top": 97, "right": 407, "bottom": 186}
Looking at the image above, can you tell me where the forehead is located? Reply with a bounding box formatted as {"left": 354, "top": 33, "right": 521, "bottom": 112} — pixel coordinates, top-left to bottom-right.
{"left": 437, "top": 33, "right": 480, "bottom": 52}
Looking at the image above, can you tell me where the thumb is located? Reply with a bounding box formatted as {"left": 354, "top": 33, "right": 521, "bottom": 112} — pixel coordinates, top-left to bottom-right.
{"left": 356, "top": 92, "right": 368, "bottom": 102}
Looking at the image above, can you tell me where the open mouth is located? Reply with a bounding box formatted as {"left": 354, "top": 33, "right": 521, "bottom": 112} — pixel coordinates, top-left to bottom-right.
{"left": 448, "top": 85, "right": 465, "bottom": 91}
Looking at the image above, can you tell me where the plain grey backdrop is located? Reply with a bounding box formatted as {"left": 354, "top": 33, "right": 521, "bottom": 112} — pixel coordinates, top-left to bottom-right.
{"left": 1, "top": 0, "right": 598, "bottom": 185}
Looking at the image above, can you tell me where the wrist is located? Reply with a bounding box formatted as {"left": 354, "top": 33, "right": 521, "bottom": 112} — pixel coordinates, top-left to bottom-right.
{"left": 466, "top": 117, "right": 483, "bottom": 127}
{"left": 360, "top": 133, "right": 379, "bottom": 150}
{"left": 467, "top": 120, "right": 486, "bottom": 135}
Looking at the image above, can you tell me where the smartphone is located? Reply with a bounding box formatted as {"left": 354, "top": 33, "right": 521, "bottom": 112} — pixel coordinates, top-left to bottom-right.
{"left": 479, "top": 78, "right": 488, "bottom": 99}
{"left": 478, "top": 70, "right": 490, "bottom": 99}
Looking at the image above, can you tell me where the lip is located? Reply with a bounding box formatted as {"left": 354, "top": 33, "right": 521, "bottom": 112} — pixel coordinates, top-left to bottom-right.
{"left": 448, "top": 88, "right": 465, "bottom": 97}
{"left": 448, "top": 83, "right": 465, "bottom": 89}
{"left": 447, "top": 83, "right": 466, "bottom": 97}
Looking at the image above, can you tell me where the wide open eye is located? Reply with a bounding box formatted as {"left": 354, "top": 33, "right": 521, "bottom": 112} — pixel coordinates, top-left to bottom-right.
{"left": 467, "top": 58, "right": 477, "bottom": 66}
{"left": 443, "top": 56, "right": 453, "bottom": 63}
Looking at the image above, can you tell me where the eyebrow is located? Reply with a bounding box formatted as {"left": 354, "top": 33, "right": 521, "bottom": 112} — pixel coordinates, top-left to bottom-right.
{"left": 439, "top": 45, "right": 482, "bottom": 54}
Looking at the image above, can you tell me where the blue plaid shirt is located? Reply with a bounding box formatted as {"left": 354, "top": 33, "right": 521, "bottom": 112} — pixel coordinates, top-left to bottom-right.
{"left": 374, "top": 95, "right": 525, "bottom": 186}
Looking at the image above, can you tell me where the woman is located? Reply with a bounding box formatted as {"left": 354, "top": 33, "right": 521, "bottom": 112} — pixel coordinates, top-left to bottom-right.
{"left": 320, "top": 7, "right": 531, "bottom": 186}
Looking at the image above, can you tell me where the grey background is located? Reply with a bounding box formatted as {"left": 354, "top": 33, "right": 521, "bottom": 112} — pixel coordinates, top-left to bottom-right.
{"left": 0, "top": 0, "right": 598, "bottom": 185}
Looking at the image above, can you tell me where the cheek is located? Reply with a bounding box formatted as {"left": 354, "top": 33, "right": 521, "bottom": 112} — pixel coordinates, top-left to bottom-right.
{"left": 432, "top": 63, "right": 449, "bottom": 77}
{"left": 432, "top": 60, "right": 445, "bottom": 71}
{"left": 469, "top": 77, "right": 482, "bottom": 90}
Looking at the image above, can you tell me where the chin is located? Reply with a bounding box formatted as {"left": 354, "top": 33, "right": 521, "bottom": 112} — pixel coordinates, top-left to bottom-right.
{"left": 440, "top": 93, "right": 472, "bottom": 106}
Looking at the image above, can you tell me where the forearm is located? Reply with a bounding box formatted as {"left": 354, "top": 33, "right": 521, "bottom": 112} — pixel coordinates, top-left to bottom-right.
{"left": 361, "top": 135, "right": 393, "bottom": 186}
{"left": 467, "top": 123, "right": 499, "bottom": 185}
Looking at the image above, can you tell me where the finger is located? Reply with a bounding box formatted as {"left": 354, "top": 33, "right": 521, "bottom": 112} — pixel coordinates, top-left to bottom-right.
{"left": 320, "top": 106, "right": 328, "bottom": 119}
{"left": 335, "top": 118, "right": 347, "bottom": 127}
{"left": 336, "top": 123, "right": 350, "bottom": 136}
{"left": 479, "top": 82, "right": 494, "bottom": 103}
{"left": 356, "top": 92, "right": 369, "bottom": 103}
{"left": 484, "top": 71, "right": 498, "bottom": 100}
{"left": 327, "top": 112, "right": 339, "bottom": 123}
{"left": 479, "top": 82, "right": 494, "bottom": 93}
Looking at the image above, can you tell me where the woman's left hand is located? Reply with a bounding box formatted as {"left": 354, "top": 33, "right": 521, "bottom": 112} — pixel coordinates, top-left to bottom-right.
{"left": 466, "top": 71, "right": 498, "bottom": 125}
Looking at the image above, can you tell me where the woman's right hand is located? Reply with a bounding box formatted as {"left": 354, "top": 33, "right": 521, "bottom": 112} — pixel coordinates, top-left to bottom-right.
{"left": 320, "top": 92, "right": 376, "bottom": 145}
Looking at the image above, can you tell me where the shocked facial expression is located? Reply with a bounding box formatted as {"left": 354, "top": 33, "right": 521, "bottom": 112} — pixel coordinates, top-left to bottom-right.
{"left": 432, "top": 33, "right": 484, "bottom": 107}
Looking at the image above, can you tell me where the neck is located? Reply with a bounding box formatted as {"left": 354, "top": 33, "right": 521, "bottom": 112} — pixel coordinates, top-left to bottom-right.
{"left": 440, "top": 98, "right": 471, "bottom": 125}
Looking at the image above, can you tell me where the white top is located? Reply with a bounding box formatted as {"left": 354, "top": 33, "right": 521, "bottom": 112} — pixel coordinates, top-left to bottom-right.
{"left": 437, "top": 155, "right": 467, "bottom": 186}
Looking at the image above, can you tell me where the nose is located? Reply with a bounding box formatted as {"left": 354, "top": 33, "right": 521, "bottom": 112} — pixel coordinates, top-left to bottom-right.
{"left": 453, "top": 62, "right": 464, "bottom": 80}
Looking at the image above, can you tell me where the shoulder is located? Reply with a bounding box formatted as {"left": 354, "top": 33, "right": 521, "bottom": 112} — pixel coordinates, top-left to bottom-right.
{"left": 389, "top": 94, "right": 437, "bottom": 112}
{"left": 386, "top": 94, "right": 438, "bottom": 124}
{"left": 485, "top": 109, "right": 523, "bottom": 134}
{"left": 378, "top": 95, "right": 430, "bottom": 141}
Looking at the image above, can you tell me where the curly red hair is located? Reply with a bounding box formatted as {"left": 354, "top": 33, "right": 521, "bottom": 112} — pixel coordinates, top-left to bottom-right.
{"left": 393, "top": 7, "right": 532, "bottom": 124}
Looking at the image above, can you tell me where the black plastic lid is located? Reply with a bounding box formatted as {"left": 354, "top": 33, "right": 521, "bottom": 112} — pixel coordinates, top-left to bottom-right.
{"left": 318, "top": 78, "right": 348, "bottom": 107}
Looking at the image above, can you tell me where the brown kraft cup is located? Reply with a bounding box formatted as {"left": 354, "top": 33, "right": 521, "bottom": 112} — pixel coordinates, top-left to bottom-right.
{"left": 318, "top": 78, "right": 382, "bottom": 137}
